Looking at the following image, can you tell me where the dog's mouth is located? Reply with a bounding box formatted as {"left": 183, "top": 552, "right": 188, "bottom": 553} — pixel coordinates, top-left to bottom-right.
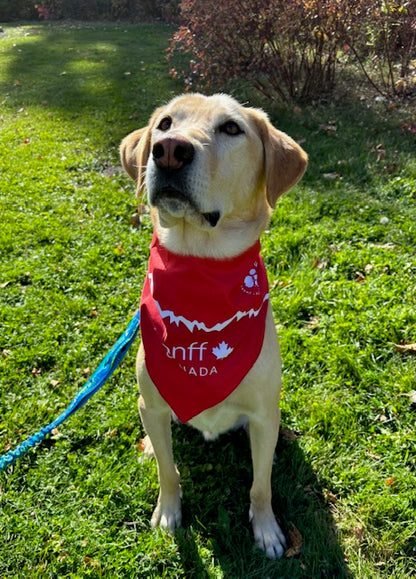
{"left": 152, "top": 187, "right": 221, "bottom": 228}
{"left": 202, "top": 211, "right": 220, "bottom": 227}
{"left": 153, "top": 187, "right": 190, "bottom": 216}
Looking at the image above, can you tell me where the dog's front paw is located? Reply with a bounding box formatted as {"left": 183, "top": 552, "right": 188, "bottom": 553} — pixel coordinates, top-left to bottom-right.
{"left": 249, "top": 508, "right": 287, "bottom": 558}
{"left": 151, "top": 492, "right": 182, "bottom": 533}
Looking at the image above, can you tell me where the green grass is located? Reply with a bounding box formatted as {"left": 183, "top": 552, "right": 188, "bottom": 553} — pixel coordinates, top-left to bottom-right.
{"left": 0, "top": 22, "right": 415, "bottom": 578}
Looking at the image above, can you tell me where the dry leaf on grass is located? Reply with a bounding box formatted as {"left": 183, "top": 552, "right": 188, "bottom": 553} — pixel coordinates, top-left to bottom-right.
{"left": 285, "top": 522, "right": 303, "bottom": 557}
{"left": 323, "top": 172, "right": 342, "bottom": 180}
{"left": 319, "top": 123, "right": 337, "bottom": 134}
{"left": 137, "top": 438, "right": 146, "bottom": 452}
{"left": 313, "top": 256, "right": 328, "bottom": 269}
{"left": 280, "top": 428, "right": 299, "bottom": 443}
{"left": 401, "top": 390, "right": 416, "bottom": 404}
{"left": 395, "top": 343, "right": 416, "bottom": 355}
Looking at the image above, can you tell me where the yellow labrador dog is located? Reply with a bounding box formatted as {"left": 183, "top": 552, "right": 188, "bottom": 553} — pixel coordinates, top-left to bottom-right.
{"left": 120, "top": 93, "right": 307, "bottom": 558}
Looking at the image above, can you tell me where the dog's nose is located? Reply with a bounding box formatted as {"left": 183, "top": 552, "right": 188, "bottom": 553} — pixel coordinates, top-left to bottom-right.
{"left": 152, "top": 137, "right": 194, "bottom": 171}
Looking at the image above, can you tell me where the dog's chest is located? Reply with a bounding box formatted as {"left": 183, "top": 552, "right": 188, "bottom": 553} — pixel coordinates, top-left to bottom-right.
{"left": 140, "top": 235, "right": 270, "bottom": 423}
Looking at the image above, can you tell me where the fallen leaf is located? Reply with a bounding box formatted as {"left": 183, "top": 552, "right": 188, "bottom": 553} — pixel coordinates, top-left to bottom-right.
{"left": 401, "top": 390, "right": 416, "bottom": 403}
{"left": 280, "top": 428, "right": 299, "bottom": 442}
{"left": 50, "top": 379, "right": 60, "bottom": 387}
{"left": 313, "top": 256, "right": 328, "bottom": 269}
{"left": 115, "top": 242, "right": 124, "bottom": 255}
{"left": 137, "top": 203, "right": 149, "bottom": 215}
{"left": 395, "top": 343, "right": 416, "bottom": 355}
{"left": 353, "top": 523, "right": 364, "bottom": 540}
{"left": 385, "top": 476, "right": 395, "bottom": 486}
{"left": 2, "top": 349, "right": 12, "bottom": 357}
{"left": 102, "top": 165, "right": 123, "bottom": 177}
{"left": 137, "top": 438, "right": 146, "bottom": 452}
{"left": 385, "top": 163, "right": 399, "bottom": 174}
{"left": 371, "top": 243, "right": 396, "bottom": 249}
{"left": 13, "top": 79, "right": 21, "bottom": 86}
{"left": 104, "top": 428, "right": 118, "bottom": 439}
{"left": 129, "top": 203, "right": 150, "bottom": 228}
{"left": 319, "top": 123, "right": 337, "bottom": 134}
{"left": 366, "top": 451, "right": 381, "bottom": 460}
{"left": 376, "top": 144, "right": 386, "bottom": 161}
{"left": 400, "top": 122, "right": 416, "bottom": 134}
{"left": 285, "top": 523, "right": 302, "bottom": 557}
{"left": 324, "top": 491, "right": 338, "bottom": 504}
{"left": 323, "top": 172, "right": 341, "bottom": 180}
{"left": 130, "top": 213, "right": 142, "bottom": 228}
{"left": 305, "top": 316, "right": 320, "bottom": 330}
{"left": 81, "top": 367, "right": 91, "bottom": 376}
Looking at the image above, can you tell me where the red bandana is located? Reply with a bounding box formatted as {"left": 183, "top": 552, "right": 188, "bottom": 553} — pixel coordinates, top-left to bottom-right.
{"left": 140, "top": 235, "right": 269, "bottom": 423}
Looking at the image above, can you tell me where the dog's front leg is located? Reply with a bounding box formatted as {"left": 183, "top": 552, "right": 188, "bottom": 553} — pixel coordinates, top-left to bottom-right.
{"left": 248, "top": 409, "right": 286, "bottom": 558}
{"left": 138, "top": 392, "right": 182, "bottom": 532}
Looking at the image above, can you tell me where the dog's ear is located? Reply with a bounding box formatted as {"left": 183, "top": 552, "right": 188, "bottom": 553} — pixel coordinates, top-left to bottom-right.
{"left": 253, "top": 113, "right": 308, "bottom": 208}
{"left": 120, "top": 126, "right": 152, "bottom": 195}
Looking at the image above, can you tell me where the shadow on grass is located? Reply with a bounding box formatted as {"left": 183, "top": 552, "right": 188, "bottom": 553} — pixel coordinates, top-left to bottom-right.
{"left": 170, "top": 424, "right": 350, "bottom": 578}
{"left": 1, "top": 22, "right": 177, "bottom": 143}
{"left": 270, "top": 95, "right": 415, "bottom": 198}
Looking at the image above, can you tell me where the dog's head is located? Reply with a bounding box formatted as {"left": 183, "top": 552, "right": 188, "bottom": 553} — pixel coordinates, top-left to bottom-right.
{"left": 121, "top": 93, "right": 307, "bottom": 236}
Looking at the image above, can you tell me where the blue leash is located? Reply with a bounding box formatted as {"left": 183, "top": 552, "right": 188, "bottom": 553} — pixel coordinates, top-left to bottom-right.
{"left": 0, "top": 309, "right": 140, "bottom": 472}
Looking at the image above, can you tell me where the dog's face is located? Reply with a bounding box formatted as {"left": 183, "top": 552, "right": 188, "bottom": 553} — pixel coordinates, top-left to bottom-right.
{"left": 121, "top": 93, "right": 307, "bottom": 233}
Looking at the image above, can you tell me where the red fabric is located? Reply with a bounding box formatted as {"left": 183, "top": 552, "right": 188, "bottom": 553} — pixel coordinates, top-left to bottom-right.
{"left": 140, "top": 235, "right": 269, "bottom": 422}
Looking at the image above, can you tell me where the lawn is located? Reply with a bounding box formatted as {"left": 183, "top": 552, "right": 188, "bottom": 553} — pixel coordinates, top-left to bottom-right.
{"left": 0, "top": 22, "right": 415, "bottom": 578}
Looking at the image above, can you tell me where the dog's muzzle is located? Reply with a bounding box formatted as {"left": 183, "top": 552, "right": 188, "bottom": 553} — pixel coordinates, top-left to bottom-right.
{"left": 149, "top": 136, "right": 221, "bottom": 228}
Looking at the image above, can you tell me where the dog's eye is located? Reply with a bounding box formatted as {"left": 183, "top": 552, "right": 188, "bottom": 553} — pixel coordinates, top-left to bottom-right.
{"left": 219, "top": 121, "right": 243, "bottom": 136}
{"left": 158, "top": 117, "right": 172, "bottom": 131}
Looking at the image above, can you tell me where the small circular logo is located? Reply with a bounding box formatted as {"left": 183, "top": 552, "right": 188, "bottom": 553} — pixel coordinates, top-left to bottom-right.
{"left": 242, "top": 263, "right": 260, "bottom": 294}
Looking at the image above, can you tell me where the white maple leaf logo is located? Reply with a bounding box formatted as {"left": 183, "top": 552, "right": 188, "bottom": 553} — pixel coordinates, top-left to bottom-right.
{"left": 212, "top": 341, "right": 234, "bottom": 360}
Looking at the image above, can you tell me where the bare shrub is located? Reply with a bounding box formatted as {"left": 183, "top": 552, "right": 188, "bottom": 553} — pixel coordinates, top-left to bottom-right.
{"left": 339, "top": 0, "right": 415, "bottom": 98}
{"left": 169, "top": 0, "right": 416, "bottom": 102}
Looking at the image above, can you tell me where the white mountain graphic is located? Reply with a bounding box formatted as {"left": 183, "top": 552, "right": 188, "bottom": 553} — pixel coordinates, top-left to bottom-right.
{"left": 212, "top": 341, "right": 234, "bottom": 360}
{"left": 153, "top": 293, "right": 269, "bottom": 333}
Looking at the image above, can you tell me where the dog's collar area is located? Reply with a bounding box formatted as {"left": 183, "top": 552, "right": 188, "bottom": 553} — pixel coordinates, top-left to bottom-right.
{"left": 202, "top": 211, "right": 221, "bottom": 227}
